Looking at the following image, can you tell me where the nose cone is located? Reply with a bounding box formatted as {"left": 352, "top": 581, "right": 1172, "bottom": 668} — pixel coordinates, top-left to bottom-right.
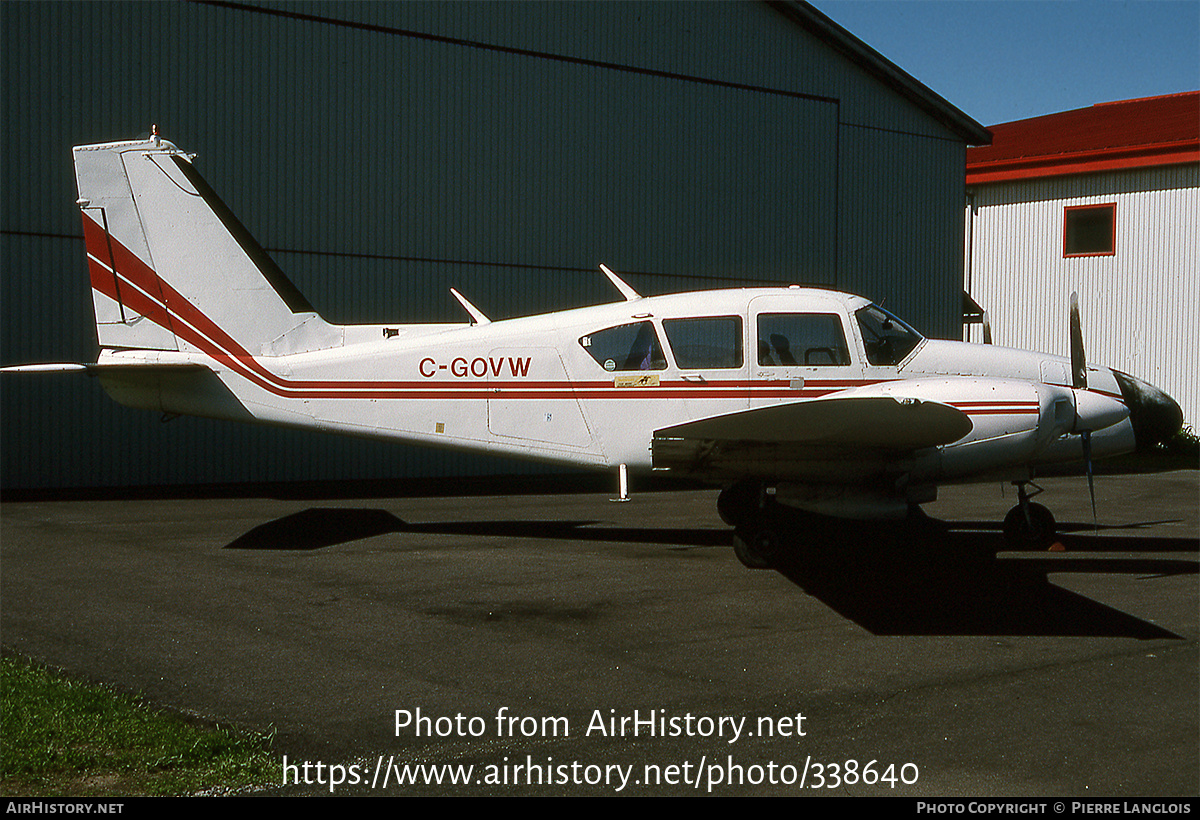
{"left": 1113, "top": 370, "right": 1184, "bottom": 451}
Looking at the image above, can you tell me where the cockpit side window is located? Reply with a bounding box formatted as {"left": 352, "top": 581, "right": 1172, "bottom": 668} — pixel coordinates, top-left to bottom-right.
{"left": 579, "top": 321, "right": 667, "bottom": 372}
{"left": 756, "top": 313, "right": 850, "bottom": 367}
{"left": 855, "top": 304, "right": 923, "bottom": 366}
{"left": 662, "top": 316, "right": 743, "bottom": 369}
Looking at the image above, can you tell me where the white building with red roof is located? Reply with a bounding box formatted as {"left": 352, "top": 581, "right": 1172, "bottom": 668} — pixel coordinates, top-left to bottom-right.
{"left": 964, "top": 91, "right": 1199, "bottom": 429}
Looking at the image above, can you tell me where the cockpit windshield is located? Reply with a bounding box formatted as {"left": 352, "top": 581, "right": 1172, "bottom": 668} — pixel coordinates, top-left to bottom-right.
{"left": 855, "top": 304, "right": 923, "bottom": 366}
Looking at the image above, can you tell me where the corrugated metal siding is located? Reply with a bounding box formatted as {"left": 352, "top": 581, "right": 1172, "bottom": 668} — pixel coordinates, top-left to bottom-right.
{"left": 839, "top": 128, "right": 966, "bottom": 338}
{"left": 2, "top": 1, "right": 972, "bottom": 488}
{"left": 965, "top": 164, "right": 1199, "bottom": 427}
{"left": 253, "top": 0, "right": 964, "bottom": 142}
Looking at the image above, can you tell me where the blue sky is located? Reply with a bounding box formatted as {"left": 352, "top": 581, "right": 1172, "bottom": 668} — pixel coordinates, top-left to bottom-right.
{"left": 809, "top": 1, "right": 1200, "bottom": 126}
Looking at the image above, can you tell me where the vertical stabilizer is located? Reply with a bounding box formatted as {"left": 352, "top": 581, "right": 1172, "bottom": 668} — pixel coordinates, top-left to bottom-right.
{"left": 73, "top": 135, "right": 336, "bottom": 357}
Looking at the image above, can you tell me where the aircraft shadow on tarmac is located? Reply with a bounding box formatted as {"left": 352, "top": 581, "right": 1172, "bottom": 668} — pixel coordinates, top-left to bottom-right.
{"left": 765, "top": 520, "right": 1195, "bottom": 640}
{"left": 225, "top": 507, "right": 1196, "bottom": 640}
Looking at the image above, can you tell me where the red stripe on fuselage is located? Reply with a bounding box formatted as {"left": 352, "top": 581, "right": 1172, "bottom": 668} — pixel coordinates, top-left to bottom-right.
{"left": 84, "top": 224, "right": 1127, "bottom": 410}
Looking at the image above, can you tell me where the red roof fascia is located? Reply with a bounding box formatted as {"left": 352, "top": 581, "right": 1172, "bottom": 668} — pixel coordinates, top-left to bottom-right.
{"left": 966, "top": 92, "right": 1200, "bottom": 185}
{"left": 967, "top": 139, "right": 1199, "bottom": 184}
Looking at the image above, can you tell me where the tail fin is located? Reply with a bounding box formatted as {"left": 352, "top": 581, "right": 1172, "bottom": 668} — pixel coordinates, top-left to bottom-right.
{"left": 74, "top": 134, "right": 337, "bottom": 357}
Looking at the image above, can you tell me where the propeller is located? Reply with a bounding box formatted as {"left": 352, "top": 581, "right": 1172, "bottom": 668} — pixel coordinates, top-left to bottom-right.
{"left": 1069, "top": 292, "right": 1087, "bottom": 391}
{"left": 1069, "top": 292, "right": 1097, "bottom": 528}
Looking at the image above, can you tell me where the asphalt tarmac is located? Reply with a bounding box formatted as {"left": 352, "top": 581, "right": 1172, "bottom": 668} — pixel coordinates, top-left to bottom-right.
{"left": 2, "top": 470, "right": 1196, "bottom": 796}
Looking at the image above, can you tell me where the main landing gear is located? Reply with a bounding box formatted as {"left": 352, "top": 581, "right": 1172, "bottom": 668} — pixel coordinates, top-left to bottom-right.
{"left": 1002, "top": 481, "right": 1057, "bottom": 550}
{"left": 722, "top": 478, "right": 1066, "bottom": 565}
{"left": 718, "top": 482, "right": 784, "bottom": 569}
{"left": 732, "top": 515, "right": 784, "bottom": 569}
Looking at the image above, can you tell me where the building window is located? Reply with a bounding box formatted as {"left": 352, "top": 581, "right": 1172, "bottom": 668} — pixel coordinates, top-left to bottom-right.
{"left": 1063, "top": 204, "right": 1116, "bottom": 257}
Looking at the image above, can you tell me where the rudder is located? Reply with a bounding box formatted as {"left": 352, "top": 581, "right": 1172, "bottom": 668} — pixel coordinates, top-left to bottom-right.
{"left": 76, "top": 138, "right": 179, "bottom": 351}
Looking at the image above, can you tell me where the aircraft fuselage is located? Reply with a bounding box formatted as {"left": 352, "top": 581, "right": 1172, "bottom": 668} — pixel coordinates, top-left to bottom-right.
{"left": 95, "top": 284, "right": 1147, "bottom": 492}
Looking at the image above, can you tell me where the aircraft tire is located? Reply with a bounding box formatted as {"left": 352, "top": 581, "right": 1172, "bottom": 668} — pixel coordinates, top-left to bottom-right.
{"left": 1002, "top": 502, "right": 1056, "bottom": 550}
{"left": 717, "top": 483, "right": 760, "bottom": 527}
{"left": 732, "top": 504, "right": 788, "bottom": 569}
{"left": 732, "top": 529, "right": 775, "bottom": 569}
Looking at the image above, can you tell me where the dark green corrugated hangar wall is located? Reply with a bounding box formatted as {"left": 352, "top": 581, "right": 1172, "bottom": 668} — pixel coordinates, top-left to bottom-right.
{"left": 1, "top": 1, "right": 972, "bottom": 489}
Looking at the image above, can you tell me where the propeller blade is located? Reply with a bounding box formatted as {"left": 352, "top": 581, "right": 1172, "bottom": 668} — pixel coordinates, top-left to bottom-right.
{"left": 1071, "top": 294, "right": 1096, "bottom": 529}
{"left": 1082, "top": 429, "right": 1097, "bottom": 530}
{"left": 1069, "top": 292, "right": 1087, "bottom": 389}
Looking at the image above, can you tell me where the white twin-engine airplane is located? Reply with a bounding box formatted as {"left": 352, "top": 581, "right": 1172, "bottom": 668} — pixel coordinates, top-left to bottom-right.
{"left": 4, "top": 134, "right": 1184, "bottom": 568}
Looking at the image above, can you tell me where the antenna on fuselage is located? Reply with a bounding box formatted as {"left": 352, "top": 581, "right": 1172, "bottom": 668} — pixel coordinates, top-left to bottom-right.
{"left": 600, "top": 264, "right": 641, "bottom": 302}
{"left": 449, "top": 288, "right": 491, "bottom": 326}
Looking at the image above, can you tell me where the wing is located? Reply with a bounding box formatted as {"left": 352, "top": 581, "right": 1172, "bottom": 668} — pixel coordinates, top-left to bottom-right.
{"left": 652, "top": 395, "right": 972, "bottom": 481}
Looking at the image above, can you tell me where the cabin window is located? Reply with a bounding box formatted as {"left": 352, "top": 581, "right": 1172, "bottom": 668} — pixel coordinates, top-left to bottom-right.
{"left": 579, "top": 321, "right": 666, "bottom": 372}
{"left": 662, "top": 316, "right": 743, "bottom": 369}
{"left": 756, "top": 313, "right": 850, "bottom": 366}
{"left": 1063, "top": 204, "right": 1116, "bottom": 257}
{"left": 855, "top": 304, "right": 922, "bottom": 366}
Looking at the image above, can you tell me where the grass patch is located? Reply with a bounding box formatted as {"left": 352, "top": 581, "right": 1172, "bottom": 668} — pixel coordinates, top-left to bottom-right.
{"left": 1, "top": 655, "right": 280, "bottom": 796}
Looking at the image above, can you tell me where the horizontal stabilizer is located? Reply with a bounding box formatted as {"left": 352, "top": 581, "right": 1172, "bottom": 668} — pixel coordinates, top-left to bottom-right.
{"left": 656, "top": 396, "right": 972, "bottom": 449}
{"left": 0, "top": 360, "right": 246, "bottom": 419}
{"left": 1, "top": 363, "right": 91, "bottom": 373}
{"left": 1, "top": 362, "right": 209, "bottom": 376}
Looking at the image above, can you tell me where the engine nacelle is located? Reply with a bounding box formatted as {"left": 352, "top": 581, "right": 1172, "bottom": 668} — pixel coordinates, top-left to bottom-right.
{"left": 836, "top": 377, "right": 1132, "bottom": 480}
